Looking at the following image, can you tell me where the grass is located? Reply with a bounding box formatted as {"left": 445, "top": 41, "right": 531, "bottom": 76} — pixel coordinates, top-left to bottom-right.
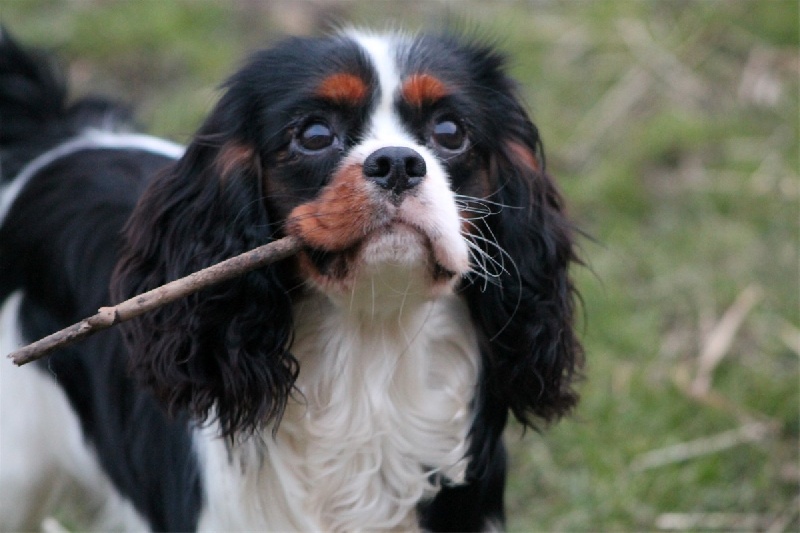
{"left": 1, "top": 0, "right": 797, "bottom": 531}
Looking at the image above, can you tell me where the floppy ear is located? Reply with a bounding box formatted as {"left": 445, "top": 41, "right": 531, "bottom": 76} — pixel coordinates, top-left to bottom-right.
{"left": 465, "top": 106, "right": 583, "bottom": 429}
{"left": 111, "top": 103, "right": 297, "bottom": 439}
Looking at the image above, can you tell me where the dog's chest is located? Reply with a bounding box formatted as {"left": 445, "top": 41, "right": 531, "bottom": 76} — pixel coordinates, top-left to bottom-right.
{"left": 197, "top": 295, "right": 480, "bottom": 532}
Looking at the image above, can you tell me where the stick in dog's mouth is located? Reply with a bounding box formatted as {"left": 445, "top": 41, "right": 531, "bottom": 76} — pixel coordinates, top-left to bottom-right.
{"left": 8, "top": 236, "right": 302, "bottom": 366}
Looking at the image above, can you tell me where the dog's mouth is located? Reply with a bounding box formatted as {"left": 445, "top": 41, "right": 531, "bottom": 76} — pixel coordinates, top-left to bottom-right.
{"left": 297, "top": 220, "right": 459, "bottom": 289}
{"left": 284, "top": 162, "right": 469, "bottom": 298}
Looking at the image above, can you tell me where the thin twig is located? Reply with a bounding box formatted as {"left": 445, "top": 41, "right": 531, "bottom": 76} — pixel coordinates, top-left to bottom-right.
{"left": 8, "top": 236, "right": 302, "bottom": 366}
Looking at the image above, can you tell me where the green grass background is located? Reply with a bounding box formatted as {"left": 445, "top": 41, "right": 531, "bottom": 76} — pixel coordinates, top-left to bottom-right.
{"left": 1, "top": 1, "right": 797, "bottom": 531}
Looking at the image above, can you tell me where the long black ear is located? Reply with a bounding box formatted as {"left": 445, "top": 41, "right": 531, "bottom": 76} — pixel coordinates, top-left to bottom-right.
{"left": 111, "top": 103, "right": 297, "bottom": 439}
{"left": 466, "top": 103, "right": 583, "bottom": 430}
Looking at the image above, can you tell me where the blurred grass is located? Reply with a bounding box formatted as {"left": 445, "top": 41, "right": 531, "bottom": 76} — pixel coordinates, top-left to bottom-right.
{"left": 1, "top": 0, "right": 797, "bottom": 531}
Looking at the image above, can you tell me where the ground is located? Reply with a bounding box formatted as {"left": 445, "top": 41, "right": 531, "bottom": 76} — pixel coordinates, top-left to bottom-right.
{"left": 1, "top": 1, "right": 797, "bottom": 531}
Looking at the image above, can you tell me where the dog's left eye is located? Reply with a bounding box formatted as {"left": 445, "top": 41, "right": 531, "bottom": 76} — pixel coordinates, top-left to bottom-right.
{"left": 297, "top": 122, "right": 337, "bottom": 152}
{"left": 431, "top": 118, "right": 468, "bottom": 153}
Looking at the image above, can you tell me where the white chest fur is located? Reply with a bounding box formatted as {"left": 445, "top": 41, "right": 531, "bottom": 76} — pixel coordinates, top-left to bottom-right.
{"left": 196, "top": 293, "right": 480, "bottom": 532}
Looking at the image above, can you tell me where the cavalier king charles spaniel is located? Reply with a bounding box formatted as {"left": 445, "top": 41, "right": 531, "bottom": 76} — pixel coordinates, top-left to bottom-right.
{"left": 0, "top": 27, "right": 582, "bottom": 532}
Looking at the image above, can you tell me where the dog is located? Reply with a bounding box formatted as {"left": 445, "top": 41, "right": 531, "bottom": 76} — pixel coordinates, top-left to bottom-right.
{"left": 0, "top": 27, "right": 583, "bottom": 531}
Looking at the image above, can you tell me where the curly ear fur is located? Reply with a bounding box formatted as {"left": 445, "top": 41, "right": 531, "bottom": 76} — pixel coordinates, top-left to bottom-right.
{"left": 111, "top": 105, "right": 297, "bottom": 439}
{"left": 466, "top": 106, "right": 583, "bottom": 430}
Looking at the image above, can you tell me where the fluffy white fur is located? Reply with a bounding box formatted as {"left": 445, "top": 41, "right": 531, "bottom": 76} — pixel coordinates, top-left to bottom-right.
{"left": 197, "top": 292, "right": 480, "bottom": 532}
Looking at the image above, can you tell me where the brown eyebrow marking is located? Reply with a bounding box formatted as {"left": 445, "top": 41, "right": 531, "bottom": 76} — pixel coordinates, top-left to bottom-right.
{"left": 316, "top": 73, "right": 369, "bottom": 105}
{"left": 401, "top": 73, "right": 449, "bottom": 107}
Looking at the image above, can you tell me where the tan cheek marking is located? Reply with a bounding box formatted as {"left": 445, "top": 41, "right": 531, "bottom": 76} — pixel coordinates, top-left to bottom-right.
{"left": 316, "top": 73, "right": 368, "bottom": 106}
{"left": 215, "top": 141, "right": 256, "bottom": 181}
{"left": 402, "top": 73, "right": 449, "bottom": 108}
{"left": 287, "top": 164, "right": 382, "bottom": 252}
{"left": 506, "top": 140, "right": 541, "bottom": 172}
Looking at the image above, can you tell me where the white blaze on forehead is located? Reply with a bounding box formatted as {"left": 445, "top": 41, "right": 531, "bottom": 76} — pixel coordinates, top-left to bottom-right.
{"left": 346, "top": 30, "right": 413, "bottom": 146}
{"left": 343, "top": 30, "right": 438, "bottom": 173}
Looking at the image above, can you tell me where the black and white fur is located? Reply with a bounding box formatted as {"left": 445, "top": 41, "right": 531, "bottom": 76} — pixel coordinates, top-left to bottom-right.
{"left": 0, "top": 28, "right": 583, "bottom": 532}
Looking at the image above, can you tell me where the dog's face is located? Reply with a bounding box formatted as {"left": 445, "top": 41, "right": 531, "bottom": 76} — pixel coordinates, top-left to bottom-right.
{"left": 115, "top": 30, "right": 581, "bottom": 438}
{"left": 282, "top": 41, "right": 471, "bottom": 298}
{"left": 213, "top": 31, "right": 532, "bottom": 300}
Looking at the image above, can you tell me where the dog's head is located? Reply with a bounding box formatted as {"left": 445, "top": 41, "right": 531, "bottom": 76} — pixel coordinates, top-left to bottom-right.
{"left": 113, "top": 30, "right": 583, "bottom": 438}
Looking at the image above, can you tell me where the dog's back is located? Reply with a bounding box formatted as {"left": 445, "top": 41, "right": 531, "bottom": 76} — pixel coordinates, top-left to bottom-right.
{"left": 0, "top": 30, "right": 196, "bottom": 531}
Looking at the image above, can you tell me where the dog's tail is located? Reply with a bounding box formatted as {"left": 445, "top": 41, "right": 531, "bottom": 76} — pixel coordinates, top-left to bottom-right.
{"left": 0, "top": 28, "right": 136, "bottom": 304}
{"left": 0, "top": 27, "right": 70, "bottom": 300}
{"left": 0, "top": 26, "right": 70, "bottom": 146}
{"left": 0, "top": 26, "right": 133, "bottom": 152}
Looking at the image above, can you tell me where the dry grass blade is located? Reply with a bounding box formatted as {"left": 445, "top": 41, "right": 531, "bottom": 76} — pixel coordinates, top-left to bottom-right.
{"left": 630, "top": 421, "right": 775, "bottom": 472}
{"left": 691, "top": 285, "right": 764, "bottom": 397}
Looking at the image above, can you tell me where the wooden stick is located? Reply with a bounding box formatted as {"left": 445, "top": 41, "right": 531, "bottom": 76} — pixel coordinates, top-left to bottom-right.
{"left": 8, "top": 235, "right": 302, "bottom": 366}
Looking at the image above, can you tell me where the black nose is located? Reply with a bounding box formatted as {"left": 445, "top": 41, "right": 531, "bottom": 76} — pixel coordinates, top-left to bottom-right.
{"left": 363, "top": 147, "right": 426, "bottom": 195}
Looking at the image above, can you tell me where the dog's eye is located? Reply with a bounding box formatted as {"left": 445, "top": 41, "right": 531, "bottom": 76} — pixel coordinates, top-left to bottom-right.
{"left": 297, "top": 122, "right": 336, "bottom": 152}
{"left": 431, "top": 118, "right": 467, "bottom": 152}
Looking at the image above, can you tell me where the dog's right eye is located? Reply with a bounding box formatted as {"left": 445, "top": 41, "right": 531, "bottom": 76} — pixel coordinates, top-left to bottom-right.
{"left": 297, "top": 122, "right": 337, "bottom": 152}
